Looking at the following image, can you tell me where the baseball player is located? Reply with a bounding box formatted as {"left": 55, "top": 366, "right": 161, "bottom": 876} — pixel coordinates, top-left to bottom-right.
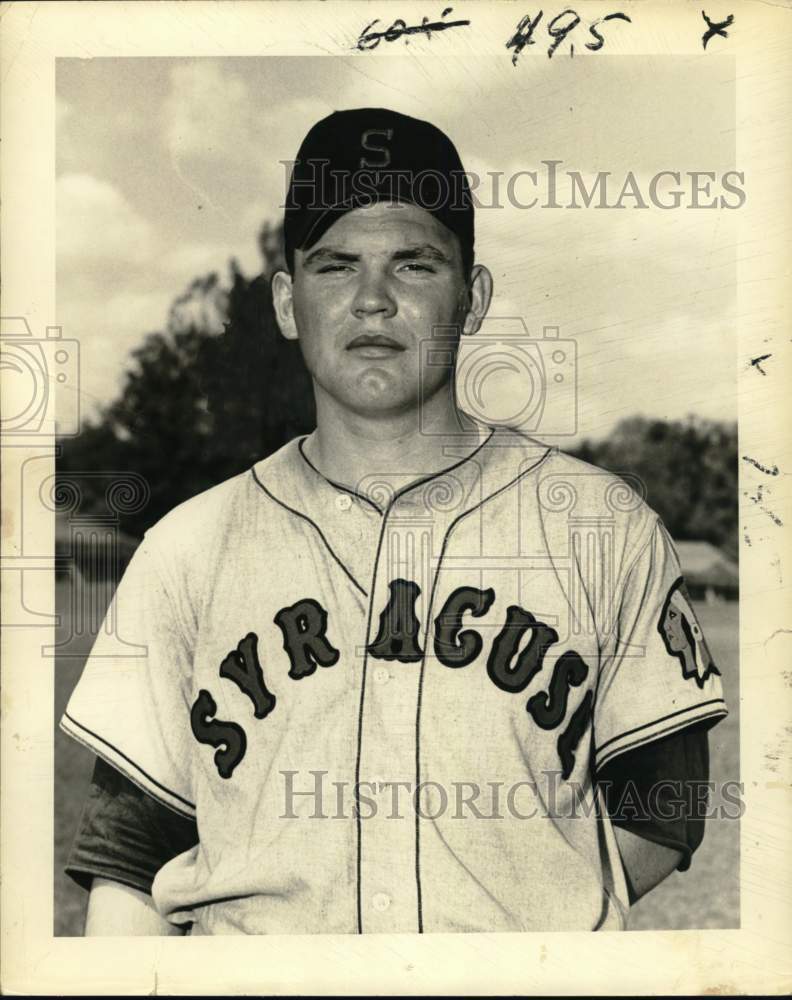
{"left": 62, "top": 108, "right": 728, "bottom": 936}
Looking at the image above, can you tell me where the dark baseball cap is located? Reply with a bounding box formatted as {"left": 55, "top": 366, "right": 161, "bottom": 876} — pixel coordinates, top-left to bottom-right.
{"left": 283, "top": 108, "right": 474, "bottom": 273}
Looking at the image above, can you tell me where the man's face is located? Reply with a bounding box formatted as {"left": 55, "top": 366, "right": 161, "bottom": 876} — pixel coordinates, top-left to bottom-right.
{"left": 274, "top": 201, "right": 482, "bottom": 419}
{"left": 661, "top": 600, "right": 687, "bottom": 653}
{"left": 660, "top": 589, "right": 704, "bottom": 677}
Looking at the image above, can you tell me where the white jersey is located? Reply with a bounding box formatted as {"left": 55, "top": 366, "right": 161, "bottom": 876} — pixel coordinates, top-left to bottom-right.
{"left": 61, "top": 426, "right": 727, "bottom": 934}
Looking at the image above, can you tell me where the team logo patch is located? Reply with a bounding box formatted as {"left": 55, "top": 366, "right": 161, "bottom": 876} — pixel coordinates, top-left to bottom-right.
{"left": 658, "top": 577, "right": 720, "bottom": 688}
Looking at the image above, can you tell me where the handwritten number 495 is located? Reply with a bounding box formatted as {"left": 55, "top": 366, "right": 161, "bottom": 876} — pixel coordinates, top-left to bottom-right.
{"left": 507, "top": 10, "right": 632, "bottom": 63}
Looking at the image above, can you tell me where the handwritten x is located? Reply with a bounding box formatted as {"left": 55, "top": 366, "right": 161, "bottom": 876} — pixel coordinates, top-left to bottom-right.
{"left": 701, "top": 10, "right": 734, "bottom": 50}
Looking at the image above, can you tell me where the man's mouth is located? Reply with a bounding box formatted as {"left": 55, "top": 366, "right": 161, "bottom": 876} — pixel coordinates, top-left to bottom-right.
{"left": 346, "top": 334, "right": 406, "bottom": 359}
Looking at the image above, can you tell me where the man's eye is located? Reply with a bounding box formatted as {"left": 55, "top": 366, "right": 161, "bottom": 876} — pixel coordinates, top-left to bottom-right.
{"left": 317, "top": 264, "right": 353, "bottom": 273}
{"left": 399, "top": 262, "right": 435, "bottom": 273}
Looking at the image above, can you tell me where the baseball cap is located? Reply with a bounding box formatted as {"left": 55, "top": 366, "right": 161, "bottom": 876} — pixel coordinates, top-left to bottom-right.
{"left": 283, "top": 108, "right": 474, "bottom": 273}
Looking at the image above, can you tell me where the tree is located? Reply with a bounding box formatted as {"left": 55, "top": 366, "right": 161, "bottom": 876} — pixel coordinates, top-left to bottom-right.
{"left": 571, "top": 415, "right": 738, "bottom": 558}
{"left": 59, "top": 222, "right": 315, "bottom": 538}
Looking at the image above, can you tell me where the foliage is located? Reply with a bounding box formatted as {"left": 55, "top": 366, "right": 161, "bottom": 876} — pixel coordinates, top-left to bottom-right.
{"left": 59, "top": 223, "right": 315, "bottom": 538}
{"left": 571, "top": 416, "right": 738, "bottom": 559}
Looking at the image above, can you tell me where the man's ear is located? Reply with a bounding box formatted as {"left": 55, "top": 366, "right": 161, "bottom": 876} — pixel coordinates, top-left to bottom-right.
{"left": 271, "top": 270, "right": 298, "bottom": 341}
{"left": 462, "top": 264, "right": 493, "bottom": 337}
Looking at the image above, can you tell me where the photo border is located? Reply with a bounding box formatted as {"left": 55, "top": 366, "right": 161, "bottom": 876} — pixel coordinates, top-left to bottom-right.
{"left": 2, "top": 1, "right": 790, "bottom": 994}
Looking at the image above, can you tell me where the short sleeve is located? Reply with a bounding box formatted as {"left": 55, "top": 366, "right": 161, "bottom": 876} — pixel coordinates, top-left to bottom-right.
{"left": 593, "top": 520, "right": 728, "bottom": 771}
{"left": 60, "top": 537, "right": 196, "bottom": 818}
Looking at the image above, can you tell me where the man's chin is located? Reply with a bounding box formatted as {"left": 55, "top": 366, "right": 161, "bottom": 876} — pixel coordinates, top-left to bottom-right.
{"left": 338, "top": 386, "right": 423, "bottom": 422}
{"left": 350, "top": 399, "right": 421, "bottom": 422}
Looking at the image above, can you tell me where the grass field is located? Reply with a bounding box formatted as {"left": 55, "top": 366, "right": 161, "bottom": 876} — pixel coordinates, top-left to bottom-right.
{"left": 54, "top": 579, "right": 739, "bottom": 936}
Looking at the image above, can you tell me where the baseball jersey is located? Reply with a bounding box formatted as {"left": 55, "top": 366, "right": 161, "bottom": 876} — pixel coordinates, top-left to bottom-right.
{"left": 61, "top": 425, "right": 728, "bottom": 935}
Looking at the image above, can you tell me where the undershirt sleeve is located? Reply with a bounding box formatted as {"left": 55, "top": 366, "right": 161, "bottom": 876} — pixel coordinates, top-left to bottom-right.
{"left": 65, "top": 756, "right": 199, "bottom": 895}
{"left": 595, "top": 722, "right": 710, "bottom": 872}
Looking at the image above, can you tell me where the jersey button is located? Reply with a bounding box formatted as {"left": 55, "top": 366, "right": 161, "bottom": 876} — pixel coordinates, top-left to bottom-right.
{"left": 372, "top": 892, "right": 391, "bottom": 912}
{"left": 374, "top": 666, "right": 390, "bottom": 684}
{"left": 335, "top": 494, "right": 352, "bottom": 511}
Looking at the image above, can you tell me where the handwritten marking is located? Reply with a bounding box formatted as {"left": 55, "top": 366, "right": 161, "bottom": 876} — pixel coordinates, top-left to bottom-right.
{"left": 743, "top": 455, "right": 780, "bottom": 476}
{"left": 744, "top": 485, "right": 783, "bottom": 526}
{"left": 356, "top": 7, "right": 470, "bottom": 50}
{"left": 702, "top": 10, "right": 734, "bottom": 50}
{"left": 507, "top": 9, "right": 631, "bottom": 63}
{"left": 548, "top": 10, "right": 581, "bottom": 59}
{"left": 506, "top": 11, "right": 543, "bottom": 64}
{"left": 746, "top": 483, "right": 765, "bottom": 504}
{"left": 750, "top": 352, "right": 771, "bottom": 375}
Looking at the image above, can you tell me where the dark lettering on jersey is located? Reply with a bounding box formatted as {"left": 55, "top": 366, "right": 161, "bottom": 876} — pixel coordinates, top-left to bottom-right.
{"left": 190, "top": 688, "right": 247, "bottom": 779}
{"left": 526, "top": 650, "right": 589, "bottom": 729}
{"left": 486, "top": 606, "right": 559, "bottom": 693}
{"left": 557, "top": 689, "right": 593, "bottom": 779}
{"left": 274, "top": 598, "right": 340, "bottom": 680}
{"left": 189, "top": 582, "right": 597, "bottom": 783}
{"left": 434, "top": 586, "right": 496, "bottom": 667}
{"left": 368, "top": 578, "right": 424, "bottom": 663}
{"left": 219, "top": 632, "right": 276, "bottom": 719}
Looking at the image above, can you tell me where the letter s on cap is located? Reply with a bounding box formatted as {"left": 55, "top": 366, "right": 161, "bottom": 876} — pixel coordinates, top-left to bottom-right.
{"left": 360, "top": 128, "right": 394, "bottom": 168}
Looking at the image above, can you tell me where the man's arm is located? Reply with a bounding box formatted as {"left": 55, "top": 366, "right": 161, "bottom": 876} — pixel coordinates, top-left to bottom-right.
{"left": 66, "top": 757, "right": 200, "bottom": 936}
{"left": 85, "top": 878, "right": 186, "bottom": 936}
{"left": 613, "top": 826, "right": 683, "bottom": 904}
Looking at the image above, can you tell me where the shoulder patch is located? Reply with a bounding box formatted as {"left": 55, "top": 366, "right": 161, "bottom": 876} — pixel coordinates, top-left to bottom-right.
{"left": 657, "top": 576, "right": 721, "bottom": 689}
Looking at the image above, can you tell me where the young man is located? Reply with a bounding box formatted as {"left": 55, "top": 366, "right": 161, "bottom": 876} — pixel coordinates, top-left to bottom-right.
{"left": 62, "top": 108, "right": 727, "bottom": 935}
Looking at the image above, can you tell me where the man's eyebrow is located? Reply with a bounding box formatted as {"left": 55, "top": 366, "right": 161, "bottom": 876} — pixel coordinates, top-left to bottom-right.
{"left": 391, "top": 244, "right": 452, "bottom": 263}
{"left": 302, "top": 243, "right": 453, "bottom": 266}
{"left": 302, "top": 247, "right": 360, "bottom": 266}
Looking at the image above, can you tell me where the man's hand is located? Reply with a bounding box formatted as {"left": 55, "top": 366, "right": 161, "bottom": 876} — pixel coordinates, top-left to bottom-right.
{"left": 85, "top": 878, "right": 187, "bottom": 936}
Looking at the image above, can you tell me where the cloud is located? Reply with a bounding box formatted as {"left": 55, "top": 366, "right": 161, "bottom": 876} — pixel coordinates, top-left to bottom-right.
{"left": 161, "top": 63, "right": 324, "bottom": 217}
{"left": 159, "top": 241, "right": 259, "bottom": 281}
{"left": 56, "top": 286, "right": 174, "bottom": 415}
{"left": 57, "top": 173, "right": 154, "bottom": 267}
{"left": 163, "top": 62, "right": 257, "bottom": 165}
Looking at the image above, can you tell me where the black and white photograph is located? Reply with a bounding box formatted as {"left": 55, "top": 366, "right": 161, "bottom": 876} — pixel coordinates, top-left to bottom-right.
{"left": 1, "top": 1, "right": 790, "bottom": 994}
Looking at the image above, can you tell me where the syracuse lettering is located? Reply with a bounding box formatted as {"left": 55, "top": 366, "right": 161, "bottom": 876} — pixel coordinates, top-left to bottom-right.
{"left": 191, "top": 578, "right": 592, "bottom": 780}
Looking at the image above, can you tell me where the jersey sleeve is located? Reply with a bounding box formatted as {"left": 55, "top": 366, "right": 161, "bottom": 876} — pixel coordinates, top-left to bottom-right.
{"left": 59, "top": 536, "right": 197, "bottom": 818}
{"left": 593, "top": 519, "right": 728, "bottom": 771}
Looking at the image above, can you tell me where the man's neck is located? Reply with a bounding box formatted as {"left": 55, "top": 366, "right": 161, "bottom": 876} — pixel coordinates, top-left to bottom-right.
{"left": 303, "top": 392, "right": 488, "bottom": 498}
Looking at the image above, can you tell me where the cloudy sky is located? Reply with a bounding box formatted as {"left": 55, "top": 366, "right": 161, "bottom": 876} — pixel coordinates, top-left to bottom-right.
{"left": 57, "top": 54, "right": 736, "bottom": 442}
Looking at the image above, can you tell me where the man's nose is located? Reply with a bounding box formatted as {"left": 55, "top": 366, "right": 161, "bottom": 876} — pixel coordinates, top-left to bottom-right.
{"left": 351, "top": 268, "right": 397, "bottom": 319}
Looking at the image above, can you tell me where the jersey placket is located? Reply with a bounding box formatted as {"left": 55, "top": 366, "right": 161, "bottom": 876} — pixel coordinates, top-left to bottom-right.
{"left": 354, "top": 436, "right": 500, "bottom": 932}
{"left": 356, "top": 486, "right": 435, "bottom": 933}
